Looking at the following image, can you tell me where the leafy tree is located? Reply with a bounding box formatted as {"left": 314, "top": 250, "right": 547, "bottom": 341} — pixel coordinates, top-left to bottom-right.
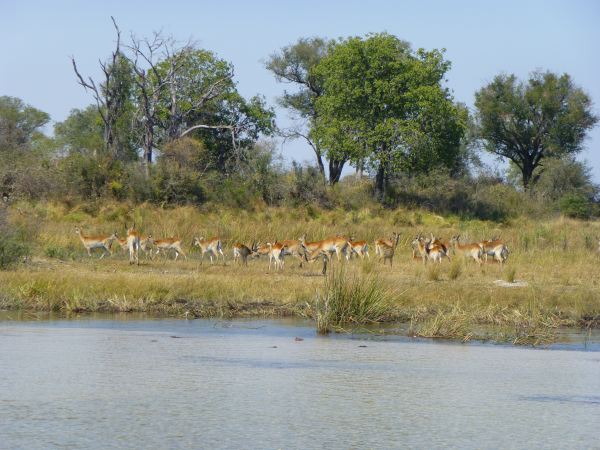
{"left": 474, "top": 71, "right": 598, "bottom": 189}
{"left": 312, "top": 33, "right": 466, "bottom": 199}
{"left": 0, "top": 96, "right": 50, "bottom": 153}
{"left": 266, "top": 37, "right": 337, "bottom": 181}
{"left": 54, "top": 106, "right": 104, "bottom": 155}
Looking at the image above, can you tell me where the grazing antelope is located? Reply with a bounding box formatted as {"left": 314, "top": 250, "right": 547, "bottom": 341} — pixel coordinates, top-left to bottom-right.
{"left": 479, "top": 237, "right": 509, "bottom": 267}
{"left": 233, "top": 242, "right": 259, "bottom": 266}
{"left": 378, "top": 233, "right": 400, "bottom": 266}
{"left": 348, "top": 238, "right": 370, "bottom": 260}
{"left": 450, "top": 235, "right": 483, "bottom": 265}
{"left": 280, "top": 238, "right": 308, "bottom": 267}
{"left": 75, "top": 228, "right": 118, "bottom": 259}
{"left": 299, "top": 236, "right": 350, "bottom": 262}
{"left": 148, "top": 236, "right": 187, "bottom": 261}
{"left": 375, "top": 232, "right": 399, "bottom": 258}
{"left": 126, "top": 225, "right": 141, "bottom": 265}
{"left": 192, "top": 236, "right": 225, "bottom": 264}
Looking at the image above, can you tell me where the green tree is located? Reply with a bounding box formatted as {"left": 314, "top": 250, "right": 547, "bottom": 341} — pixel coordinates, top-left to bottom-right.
{"left": 312, "top": 33, "right": 466, "bottom": 199}
{"left": 0, "top": 96, "right": 50, "bottom": 152}
{"left": 474, "top": 71, "right": 598, "bottom": 189}
{"left": 266, "top": 37, "right": 337, "bottom": 181}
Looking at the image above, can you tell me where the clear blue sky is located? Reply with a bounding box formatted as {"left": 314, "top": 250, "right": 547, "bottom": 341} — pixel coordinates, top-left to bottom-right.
{"left": 2, "top": 0, "right": 599, "bottom": 179}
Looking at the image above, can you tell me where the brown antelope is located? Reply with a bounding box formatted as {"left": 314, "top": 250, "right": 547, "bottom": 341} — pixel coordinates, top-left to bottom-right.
{"left": 450, "top": 235, "right": 483, "bottom": 265}
{"left": 378, "top": 233, "right": 400, "bottom": 266}
{"left": 232, "top": 242, "right": 259, "bottom": 266}
{"left": 121, "top": 235, "right": 152, "bottom": 258}
{"left": 192, "top": 236, "right": 225, "bottom": 264}
{"left": 300, "top": 236, "right": 350, "bottom": 262}
{"left": 266, "top": 242, "right": 286, "bottom": 271}
{"left": 427, "top": 234, "right": 451, "bottom": 263}
{"left": 148, "top": 236, "right": 187, "bottom": 261}
{"left": 479, "top": 237, "right": 509, "bottom": 266}
{"left": 375, "top": 232, "right": 399, "bottom": 258}
{"left": 348, "top": 238, "right": 370, "bottom": 260}
{"left": 75, "top": 228, "right": 118, "bottom": 259}
{"left": 126, "top": 225, "right": 141, "bottom": 265}
{"left": 411, "top": 233, "right": 428, "bottom": 262}
{"left": 280, "top": 238, "right": 308, "bottom": 267}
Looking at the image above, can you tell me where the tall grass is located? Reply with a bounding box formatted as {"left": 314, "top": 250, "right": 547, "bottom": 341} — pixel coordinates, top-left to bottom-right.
{"left": 1, "top": 200, "right": 600, "bottom": 344}
{"left": 315, "top": 266, "right": 396, "bottom": 334}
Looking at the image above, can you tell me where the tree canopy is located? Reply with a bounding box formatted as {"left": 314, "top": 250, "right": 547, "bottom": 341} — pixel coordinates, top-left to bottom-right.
{"left": 312, "top": 33, "right": 467, "bottom": 198}
{"left": 474, "top": 71, "right": 598, "bottom": 189}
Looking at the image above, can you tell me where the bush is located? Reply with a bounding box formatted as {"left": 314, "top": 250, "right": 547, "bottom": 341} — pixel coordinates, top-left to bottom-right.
{"left": 0, "top": 235, "right": 29, "bottom": 269}
{"left": 559, "top": 193, "right": 593, "bottom": 219}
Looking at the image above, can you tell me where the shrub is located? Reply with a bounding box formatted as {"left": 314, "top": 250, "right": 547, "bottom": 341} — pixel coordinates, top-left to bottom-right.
{"left": 559, "top": 193, "right": 593, "bottom": 219}
{"left": 0, "top": 234, "right": 29, "bottom": 269}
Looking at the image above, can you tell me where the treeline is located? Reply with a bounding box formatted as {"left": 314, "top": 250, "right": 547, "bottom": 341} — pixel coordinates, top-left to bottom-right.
{"left": 0, "top": 26, "right": 598, "bottom": 221}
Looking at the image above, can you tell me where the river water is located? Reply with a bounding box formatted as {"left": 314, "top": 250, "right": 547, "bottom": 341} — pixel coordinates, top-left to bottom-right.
{"left": 0, "top": 314, "right": 599, "bottom": 449}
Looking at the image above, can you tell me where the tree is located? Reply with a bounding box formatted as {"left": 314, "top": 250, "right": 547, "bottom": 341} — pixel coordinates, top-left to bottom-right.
{"left": 0, "top": 96, "right": 50, "bottom": 153}
{"left": 267, "top": 37, "right": 346, "bottom": 184}
{"left": 474, "top": 71, "right": 598, "bottom": 189}
{"left": 312, "top": 33, "right": 466, "bottom": 199}
{"left": 71, "top": 17, "right": 136, "bottom": 161}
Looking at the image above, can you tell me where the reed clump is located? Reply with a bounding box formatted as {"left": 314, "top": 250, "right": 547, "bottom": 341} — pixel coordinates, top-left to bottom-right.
{"left": 315, "top": 266, "right": 396, "bottom": 334}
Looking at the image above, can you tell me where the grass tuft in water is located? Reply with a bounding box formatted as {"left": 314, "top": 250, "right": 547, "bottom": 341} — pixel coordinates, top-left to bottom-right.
{"left": 315, "top": 266, "right": 395, "bottom": 334}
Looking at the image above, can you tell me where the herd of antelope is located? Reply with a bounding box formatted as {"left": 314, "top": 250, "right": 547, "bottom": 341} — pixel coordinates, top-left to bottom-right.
{"left": 74, "top": 226, "right": 510, "bottom": 271}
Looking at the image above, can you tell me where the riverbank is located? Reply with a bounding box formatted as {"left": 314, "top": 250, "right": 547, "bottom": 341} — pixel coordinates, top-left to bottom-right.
{"left": 1, "top": 201, "right": 599, "bottom": 345}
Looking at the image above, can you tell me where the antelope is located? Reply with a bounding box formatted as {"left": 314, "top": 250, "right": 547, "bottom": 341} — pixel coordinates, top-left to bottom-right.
{"left": 266, "top": 242, "right": 286, "bottom": 271}
{"left": 280, "top": 238, "right": 308, "bottom": 267}
{"left": 75, "top": 227, "right": 118, "bottom": 259}
{"left": 192, "top": 236, "right": 225, "bottom": 264}
{"left": 299, "top": 236, "right": 350, "bottom": 262}
{"left": 411, "top": 234, "right": 429, "bottom": 264}
{"left": 347, "top": 238, "right": 370, "bottom": 260}
{"left": 148, "top": 236, "right": 187, "bottom": 261}
{"left": 233, "top": 242, "right": 259, "bottom": 266}
{"left": 378, "top": 233, "right": 400, "bottom": 266}
{"left": 479, "top": 237, "right": 509, "bottom": 266}
{"left": 120, "top": 235, "right": 151, "bottom": 256}
{"left": 427, "top": 234, "right": 451, "bottom": 263}
{"left": 450, "top": 235, "right": 483, "bottom": 265}
{"left": 126, "top": 225, "right": 141, "bottom": 265}
{"left": 375, "top": 232, "right": 399, "bottom": 258}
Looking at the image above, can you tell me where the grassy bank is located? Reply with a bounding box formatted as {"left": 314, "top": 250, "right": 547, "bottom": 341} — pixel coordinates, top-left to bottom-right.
{"left": 1, "top": 200, "right": 600, "bottom": 344}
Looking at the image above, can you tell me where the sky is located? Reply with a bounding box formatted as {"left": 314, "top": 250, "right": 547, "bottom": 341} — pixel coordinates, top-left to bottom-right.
{"left": 2, "top": 0, "right": 599, "bottom": 179}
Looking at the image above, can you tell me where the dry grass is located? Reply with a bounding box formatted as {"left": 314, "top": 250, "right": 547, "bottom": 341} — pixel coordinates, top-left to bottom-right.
{"left": 1, "top": 200, "right": 600, "bottom": 344}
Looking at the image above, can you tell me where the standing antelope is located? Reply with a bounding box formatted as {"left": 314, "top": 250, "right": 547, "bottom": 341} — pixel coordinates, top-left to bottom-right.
{"left": 479, "top": 238, "right": 509, "bottom": 267}
{"left": 450, "top": 235, "right": 483, "bottom": 265}
{"left": 348, "top": 238, "right": 370, "bottom": 260}
{"left": 75, "top": 228, "right": 118, "bottom": 259}
{"left": 378, "top": 233, "right": 400, "bottom": 266}
{"left": 233, "top": 242, "right": 259, "bottom": 266}
{"left": 126, "top": 225, "right": 141, "bottom": 265}
{"left": 192, "top": 236, "right": 225, "bottom": 264}
{"left": 266, "top": 242, "right": 286, "bottom": 271}
{"left": 148, "top": 236, "right": 187, "bottom": 261}
{"left": 375, "top": 232, "right": 399, "bottom": 258}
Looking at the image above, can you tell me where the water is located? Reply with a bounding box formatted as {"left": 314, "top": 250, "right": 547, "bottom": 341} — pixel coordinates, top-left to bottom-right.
{"left": 1, "top": 314, "right": 599, "bottom": 449}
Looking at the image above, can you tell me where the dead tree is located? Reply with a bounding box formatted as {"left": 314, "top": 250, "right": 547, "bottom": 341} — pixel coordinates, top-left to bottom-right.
{"left": 71, "top": 16, "right": 128, "bottom": 159}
